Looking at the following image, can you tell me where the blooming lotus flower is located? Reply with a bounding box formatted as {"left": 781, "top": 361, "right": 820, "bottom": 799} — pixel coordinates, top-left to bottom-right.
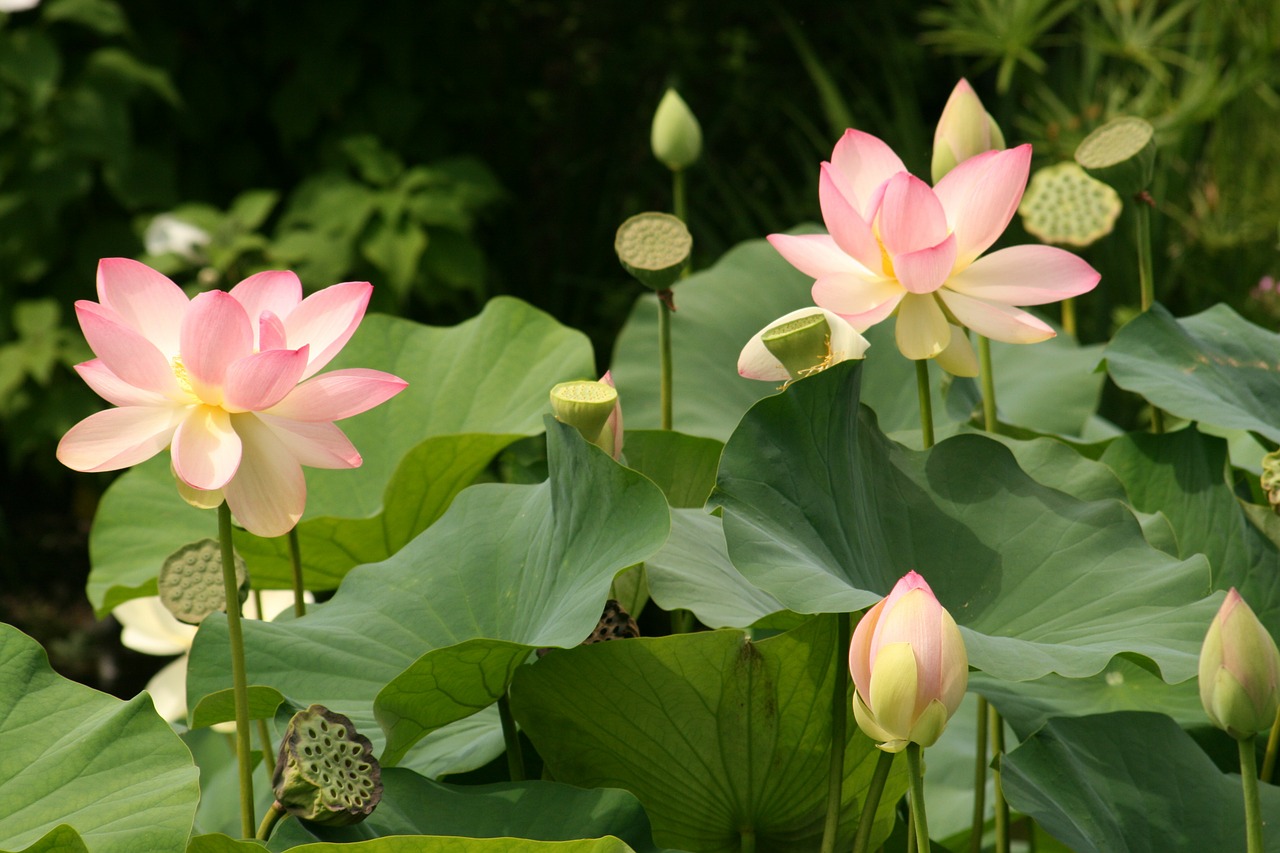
{"left": 768, "top": 130, "right": 1100, "bottom": 375}
{"left": 1199, "top": 588, "right": 1280, "bottom": 740}
{"left": 57, "top": 259, "right": 407, "bottom": 536}
{"left": 849, "top": 571, "right": 968, "bottom": 752}
{"left": 738, "top": 307, "right": 869, "bottom": 383}
{"left": 931, "top": 79, "right": 1005, "bottom": 184}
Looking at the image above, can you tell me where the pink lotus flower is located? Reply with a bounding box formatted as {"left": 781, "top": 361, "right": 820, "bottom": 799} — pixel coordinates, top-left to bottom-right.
{"left": 768, "top": 130, "right": 1100, "bottom": 375}
{"left": 849, "top": 571, "right": 968, "bottom": 752}
{"left": 57, "top": 259, "right": 407, "bottom": 537}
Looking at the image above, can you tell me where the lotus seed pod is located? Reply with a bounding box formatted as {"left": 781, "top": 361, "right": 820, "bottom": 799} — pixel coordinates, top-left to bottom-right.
{"left": 615, "top": 212, "right": 692, "bottom": 291}
{"left": 650, "top": 88, "right": 702, "bottom": 172}
{"left": 157, "top": 539, "right": 249, "bottom": 625}
{"left": 1018, "top": 162, "right": 1123, "bottom": 248}
{"left": 1262, "top": 450, "right": 1280, "bottom": 514}
{"left": 1074, "top": 116, "right": 1156, "bottom": 197}
{"left": 272, "top": 704, "right": 382, "bottom": 826}
{"left": 550, "top": 380, "right": 618, "bottom": 446}
{"left": 537, "top": 599, "right": 640, "bottom": 658}
{"left": 762, "top": 312, "right": 834, "bottom": 381}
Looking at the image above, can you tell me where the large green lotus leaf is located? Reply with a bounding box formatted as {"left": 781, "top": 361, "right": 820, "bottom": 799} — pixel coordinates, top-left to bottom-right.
{"left": 986, "top": 336, "right": 1106, "bottom": 438}
{"left": 397, "top": 706, "right": 505, "bottom": 780}
{"left": 608, "top": 233, "right": 969, "bottom": 443}
{"left": 509, "top": 616, "right": 906, "bottom": 853}
{"left": 711, "top": 360, "right": 1217, "bottom": 682}
{"left": 189, "top": 836, "right": 639, "bottom": 853}
{"left": 0, "top": 624, "right": 200, "bottom": 853}
{"left": 644, "top": 509, "right": 785, "bottom": 628}
{"left": 3, "top": 826, "right": 89, "bottom": 853}
{"left": 1099, "top": 427, "right": 1280, "bottom": 630}
{"left": 971, "top": 658, "right": 1204, "bottom": 740}
{"left": 86, "top": 297, "right": 594, "bottom": 615}
{"left": 186, "top": 421, "right": 670, "bottom": 765}
{"left": 1103, "top": 303, "right": 1280, "bottom": 444}
{"left": 263, "top": 768, "right": 669, "bottom": 851}
{"left": 1001, "top": 712, "right": 1280, "bottom": 853}
{"left": 621, "top": 430, "right": 723, "bottom": 509}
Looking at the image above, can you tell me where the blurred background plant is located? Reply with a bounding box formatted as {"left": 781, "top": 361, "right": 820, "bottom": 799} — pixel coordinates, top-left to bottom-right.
{"left": 1, "top": 0, "right": 1276, "bottom": 692}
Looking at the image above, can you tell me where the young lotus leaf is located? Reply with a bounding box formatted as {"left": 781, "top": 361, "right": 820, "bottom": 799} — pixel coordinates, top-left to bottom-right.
{"left": 263, "top": 768, "right": 668, "bottom": 852}
{"left": 186, "top": 421, "right": 669, "bottom": 764}
{"left": 510, "top": 615, "right": 906, "bottom": 853}
{"left": 1103, "top": 303, "right": 1280, "bottom": 444}
{"left": 86, "top": 296, "right": 594, "bottom": 615}
{"left": 1001, "top": 712, "right": 1280, "bottom": 852}
{"left": 712, "top": 360, "right": 1217, "bottom": 683}
{"left": 0, "top": 625, "right": 199, "bottom": 853}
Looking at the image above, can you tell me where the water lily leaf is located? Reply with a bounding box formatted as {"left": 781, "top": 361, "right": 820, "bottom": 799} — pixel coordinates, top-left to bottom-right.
{"left": 87, "top": 297, "right": 594, "bottom": 615}
{"left": 0, "top": 624, "right": 199, "bottom": 853}
{"left": 711, "top": 360, "right": 1217, "bottom": 682}
{"left": 1099, "top": 427, "right": 1280, "bottom": 630}
{"left": 190, "top": 836, "right": 639, "bottom": 853}
{"left": 1002, "top": 712, "right": 1280, "bottom": 853}
{"left": 186, "top": 421, "right": 669, "bottom": 765}
{"left": 510, "top": 615, "right": 906, "bottom": 853}
{"left": 644, "top": 509, "right": 784, "bottom": 628}
{"left": 263, "top": 768, "right": 668, "bottom": 852}
{"left": 1103, "top": 303, "right": 1280, "bottom": 444}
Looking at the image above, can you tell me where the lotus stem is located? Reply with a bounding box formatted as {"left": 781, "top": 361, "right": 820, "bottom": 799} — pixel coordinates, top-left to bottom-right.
{"left": 992, "top": 709, "right": 1009, "bottom": 853}
{"left": 852, "top": 750, "right": 895, "bottom": 853}
{"left": 1241, "top": 735, "right": 1264, "bottom": 853}
{"left": 218, "top": 502, "right": 255, "bottom": 837}
{"left": 287, "top": 527, "right": 306, "bottom": 617}
{"left": 978, "top": 336, "right": 997, "bottom": 434}
{"left": 906, "top": 743, "right": 931, "bottom": 852}
{"left": 256, "top": 801, "right": 286, "bottom": 841}
{"left": 819, "top": 612, "right": 851, "bottom": 853}
{"left": 969, "top": 696, "right": 990, "bottom": 853}
{"left": 916, "top": 360, "right": 935, "bottom": 449}
{"left": 658, "top": 297, "right": 674, "bottom": 431}
{"left": 739, "top": 827, "right": 756, "bottom": 853}
{"left": 498, "top": 692, "right": 526, "bottom": 782}
{"left": 1262, "top": 707, "right": 1280, "bottom": 782}
{"left": 1061, "top": 297, "right": 1076, "bottom": 339}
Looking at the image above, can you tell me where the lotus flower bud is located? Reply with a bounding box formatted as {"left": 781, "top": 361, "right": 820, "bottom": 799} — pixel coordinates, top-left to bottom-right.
{"left": 551, "top": 376, "right": 623, "bottom": 459}
{"left": 651, "top": 88, "right": 702, "bottom": 172}
{"left": 1199, "top": 589, "right": 1280, "bottom": 740}
{"left": 738, "top": 307, "right": 869, "bottom": 383}
{"left": 272, "top": 704, "right": 382, "bottom": 826}
{"left": 1261, "top": 449, "right": 1280, "bottom": 514}
{"left": 931, "top": 79, "right": 1005, "bottom": 184}
{"left": 849, "top": 571, "right": 968, "bottom": 752}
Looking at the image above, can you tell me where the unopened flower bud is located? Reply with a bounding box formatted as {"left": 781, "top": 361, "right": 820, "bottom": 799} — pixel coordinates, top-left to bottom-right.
{"left": 849, "top": 571, "right": 968, "bottom": 752}
{"left": 931, "top": 79, "right": 1005, "bottom": 183}
{"left": 651, "top": 88, "right": 702, "bottom": 172}
{"left": 272, "top": 704, "right": 382, "bottom": 826}
{"left": 738, "top": 307, "right": 869, "bottom": 383}
{"left": 1199, "top": 589, "right": 1280, "bottom": 740}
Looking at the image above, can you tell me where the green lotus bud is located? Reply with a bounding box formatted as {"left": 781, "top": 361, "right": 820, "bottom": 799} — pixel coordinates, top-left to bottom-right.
{"left": 650, "top": 88, "right": 702, "bottom": 172}
{"left": 931, "top": 78, "right": 1005, "bottom": 184}
{"left": 551, "top": 379, "right": 619, "bottom": 448}
{"left": 157, "top": 539, "right": 249, "bottom": 625}
{"left": 615, "top": 211, "right": 692, "bottom": 291}
{"left": 1262, "top": 450, "right": 1280, "bottom": 514}
{"left": 1200, "top": 589, "right": 1280, "bottom": 740}
{"left": 1074, "top": 116, "right": 1156, "bottom": 197}
{"left": 1018, "top": 162, "right": 1123, "bottom": 247}
{"left": 272, "top": 704, "right": 382, "bottom": 826}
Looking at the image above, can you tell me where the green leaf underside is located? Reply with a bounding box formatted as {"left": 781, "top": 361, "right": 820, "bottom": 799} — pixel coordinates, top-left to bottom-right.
{"left": 186, "top": 422, "right": 669, "bottom": 765}
{"left": 0, "top": 625, "right": 199, "bottom": 853}
{"left": 510, "top": 616, "right": 905, "bottom": 853}
{"left": 712, "top": 360, "right": 1217, "bottom": 683}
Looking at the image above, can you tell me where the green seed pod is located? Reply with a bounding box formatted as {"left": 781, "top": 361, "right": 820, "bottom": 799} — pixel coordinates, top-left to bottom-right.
{"left": 550, "top": 380, "right": 618, "bottom": 446}
{"left": 1262, "top": 450, "right": 1280, "bottom": 514}
{"left": 1018, "top": 162, "right": 1123, "bottom": 248}
{"left": 157, "top": 539, "right": 249, "bottom": 625}
{"left": 1074, "top": 116, "right": 1156, "bottom": 197}
{"left": 272, "top": 704, "right": 382, "bottom": 826}
{"left": 615, "top": 212, "right": 692, "bottom": 291}
{"left": 762, "top": 312, "right": 833, "bottom": 381}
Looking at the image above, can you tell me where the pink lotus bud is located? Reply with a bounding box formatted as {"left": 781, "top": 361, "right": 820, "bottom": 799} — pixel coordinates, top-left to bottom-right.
{"left": 1199, "top": 588, "right": 1280, "bottom": 740}
{"left": 931, "top": 79, "right": 1005, "bottom": 184}
{"left": 849, "top": 571, "right": 968, "bottom": 752}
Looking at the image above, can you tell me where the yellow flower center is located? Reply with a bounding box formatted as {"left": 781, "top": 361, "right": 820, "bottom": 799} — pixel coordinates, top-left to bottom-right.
{"left": 878, "top": 237, "right": 896, "bottom": 279}
{"left": 171, "top": 356, "right": 194, "bottom": 396}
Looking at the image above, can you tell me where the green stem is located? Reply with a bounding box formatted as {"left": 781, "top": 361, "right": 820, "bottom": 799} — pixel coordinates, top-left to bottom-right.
{"left": 658, "top": 296, "right": 674, "bottom": 431}
{"left": 218, "top": 502, "right": 255, "bottom": 838}
{"left": 906, "top": 743, "right": 930, "bottom": 851}
{"left": 1135, "top": 199, "right": 1154, "bottom": 312}
{"left": 255, "top": 801, "right": 286, "bottom": 841}
{"left": 1241, "top": 735, "right": 1265, "bottom": 853}
{"left": 906, "top": 818, "right": 917, "bottom": 853}
{"left": 819, "top": 612, "right": 851, "bottom": 853}
{"left": 915, "top": 360, "right": 935, "bottom": 449}
{"left": 671, "top": 608, "right": 694, "bottom": 634}
{"left": 257, "top": 718, "right": 274, "bottom": 772}
{"left": 739, "top": 828, "right": 756, "bottom": 853}
{"left": 673, "top": 169, "right": 688, "bottom": 229}
{"left": 498, "top": 692, "right": 526, "bottom": 782}
{"left": 969, "top": 697, "right": 990, "bottom": 853}
{"left": 1262, "top": 707, "right": 1280, "bottom": 782}
{"left": 992, "top": 709, "right": 1009, "bottom": 853}
{"left": 852, "top": 750, "right": 896, "bottom": 853}
{"left": 287, "top": 527, "right": 306, "bottom": 617}
{"left": 978, "top": 335, "right": 997, "bottom": 434}
{"left": 1061, "top": 296, "right": 1077, "bottom": 339}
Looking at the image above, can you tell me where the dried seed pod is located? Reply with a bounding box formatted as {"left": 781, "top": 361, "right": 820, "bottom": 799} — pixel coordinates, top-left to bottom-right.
{"left": 537, "top": 599, "right": 640, "bottom": 658}
{"left": 272, "top": 704, "right": 382, "bottom": 826}
{"left": 1262, "top": 450, "right": 1280, "bottom": 514}
{"left": 157, "top": 539, "right": 249, "bottom": 625}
